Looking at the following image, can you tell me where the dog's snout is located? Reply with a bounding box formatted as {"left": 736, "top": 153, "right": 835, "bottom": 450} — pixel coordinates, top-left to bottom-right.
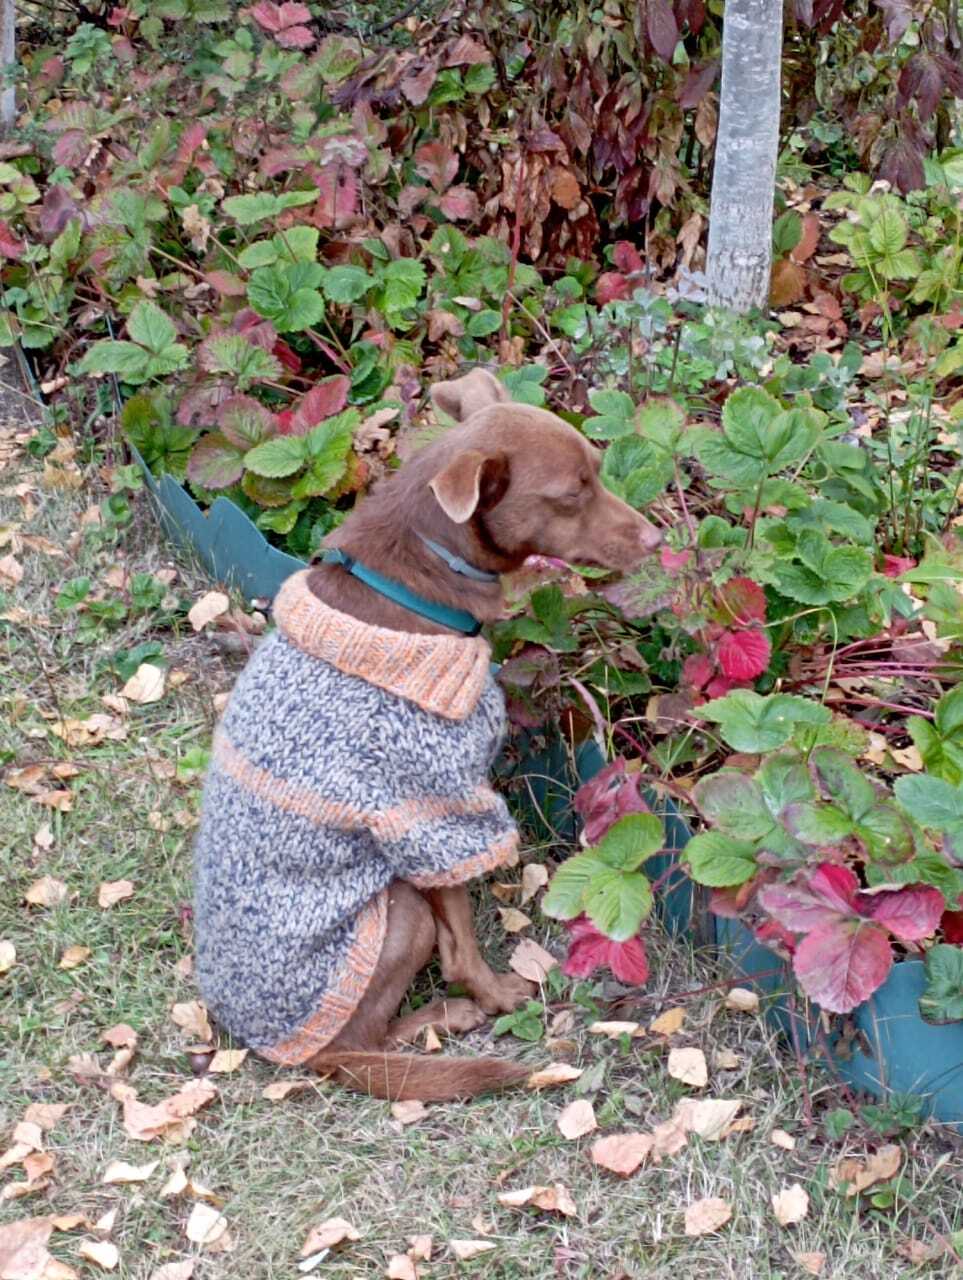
{"left": 639, "top": 519, "right": 662, "bottom": 552}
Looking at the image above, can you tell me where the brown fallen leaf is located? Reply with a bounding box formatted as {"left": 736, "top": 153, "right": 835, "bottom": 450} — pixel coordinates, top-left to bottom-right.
{"left": 0, "top": 1215, "right": 54, "bottom": 1278}
{"left": 793, "top": 1251, "right": 826, "bottom": 1276}
{"left": 149, "top": 1263, "right": 195, "bottom": 1280}
{"left": 649, "top": 1007, "right": 686, "bottom": 1036}
{"left": 170, "top": 1001, "right": 213, "bottom": 1043}
{"left": 649, "top": 1115, "right": 689, "bottom": 1160}
{"left": 724, "top": 987, "right": 760, "bottom": 1013}
{"left": 188, "top": 591, "right": 230, "bottom": 632}
{"left": 0, "top": 941, "right": 14, "bottom": 974}
{"left": 0, "top": 1144, "right": 33, "bottom": 1172}
{"left": 116, "top": 1078, "right": 217, "bottom": 1142}
{"left": 497, "top": 1184, "right": 576, "bottom": 1216}
{"left": 0, "top": 554, "right": 23, "bottom": 586}
{"left": 102, "top": 1024, "right": 137, "bottom": 1050}
{"left": 390, "top": 1100, "right": 427, "bottom": 1126}
{"left": 97, "top": 880, "right": 134, "bottom": 909}
{"left": 33, "top": 824, "right": 54, "bottom": 852}
{"left": 590, "top": 1133, "right": 653, "bottom": 1177}
{"left": 526, "top": 1063, "right": 582, "bottom": 1089}
{"left": 261, "top": 1079, "right": 314, "bottom": 1102}
{"left": 185, "top": 1203, "right": 226, "bottom": 1246}
{"left": 23, "top": 1152, "right": 54, "bottom": 1184}
{"left": 78, "top": 1239, "right": 119, "bottom": 1271}
{"left": 13, "top": 1121, "right": 43, "bottom": 1149}
{"left": 673, "top": 1098, "right": 742, "bottom": 1141}
{"left": 588, "top": 1020, "right": 641, "bottom": 1039}
{"left": 772, "top": 1183, "right": 809, "bottom": 1227}
{"left": 58, "top": 946, "right": 90, "bottom": 971}
{"left": 207, "top": 1049, "right": 247, "bottom": 1074}
{"left": 667, "top": 1046, "right": 708, "bottom": 1087}
{"left": 498, "top": 907, "right": 531, "bottom": 934}
{"left": 770, "top": 1128, "right": 796, "bottom": 1151}
{"left": 519, "top": 863, "right": 548, "bottom": 904}
{"left": 408, "top": 1236, "right": 431, "bottom": 1262}
{"left": 449, "top": 1240, "right": 496, "bottom": 1261}
{"left": 422, "top": 1025, "right": 442, "bottom": 1053}
{"left": 385, "top": 1255, "right": 417, "bottom": 1280}
{"left": 23, "top": 1104, "right": 68, "bottom": 1132}
{"left": 713, "top": 1048, "right": 741, "bottom": 1070}
{"left": 508, "top": 939, "right": 556, "bottom": 983}
{"left": 300, "top": 1218, "right": 361, "bottom": 1257}
{"left": 684, "top": 1197, "right": 732, "bottom": 1236}
{"left": 122, "top": 664, "right": 166, "bottom": 704}
{"left": 557, "top": 1099, "right": 596, "bottom": 1140}
{"left": 102, "top": 1159, "right": 158, "bottom": 1185}
{"left": 24, "top": 877, "right": 68, "bottom": 908}
{"left": 832, "top": 1144, "right": 902, "bottom": 1196}
{"left": 39, "top": 1260, "right": 78, "bottom": 1280}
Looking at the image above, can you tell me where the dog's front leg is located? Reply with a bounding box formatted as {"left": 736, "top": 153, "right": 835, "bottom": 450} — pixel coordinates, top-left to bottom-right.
{"left": 423, "top": 885, "right": 534, "bottom": 1015}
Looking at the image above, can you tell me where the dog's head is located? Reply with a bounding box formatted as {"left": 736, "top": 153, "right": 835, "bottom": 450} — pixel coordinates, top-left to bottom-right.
{"left": 424, "top": 369, "right": 662, "bottom": 573}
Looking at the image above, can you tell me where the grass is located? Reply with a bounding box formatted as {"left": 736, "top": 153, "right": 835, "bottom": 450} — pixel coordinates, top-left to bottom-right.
{"left": 3, "top": 415, "right": 963, "bottom": 1279}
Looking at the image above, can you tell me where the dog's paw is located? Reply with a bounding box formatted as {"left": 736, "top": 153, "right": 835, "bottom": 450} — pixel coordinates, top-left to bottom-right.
{"left": 472, "top": 971, "right": 536, "bottom": 1016}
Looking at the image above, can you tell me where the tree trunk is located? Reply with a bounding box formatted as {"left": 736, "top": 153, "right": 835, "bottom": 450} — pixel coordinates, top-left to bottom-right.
{"left": 0, "top": 0, "right": 14, "bottom": 132}
{"left": 706, "top": 0, "right": 783, "bottom": 313}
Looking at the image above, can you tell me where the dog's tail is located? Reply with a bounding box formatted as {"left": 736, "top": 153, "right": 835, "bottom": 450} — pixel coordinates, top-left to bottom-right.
{"left": 309, "top": 1050, "right": 529, "bottom": 1102}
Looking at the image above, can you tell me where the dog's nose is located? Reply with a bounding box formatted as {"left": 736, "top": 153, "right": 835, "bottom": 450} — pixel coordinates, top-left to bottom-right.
{"left": 639, "top": 519, "right": 663, "bottom": 552}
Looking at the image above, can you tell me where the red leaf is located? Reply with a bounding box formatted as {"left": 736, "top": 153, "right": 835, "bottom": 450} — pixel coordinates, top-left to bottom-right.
{"left": 792, "top": 919, "right": 892, "bottom": 1013}
{"left": 574, "top": 758, "right": 649, "bottom": 845}
{"left": 716, "top": 628, "right": 771, "bottom": 681}
{"left": 310, "top": 165, "right": 358, "bottom": 230}
{"left": 809, "top": 862, "right": 860, "bottom": 913}
{"left": 284, "top": 376, "right": 350, "bottom": 435}
{"left": 176, "top": 121, "right": 207, "bottom": 166}
{"left": 205, "top": 270, "right": 246, "bottom": 297}
{"left": 679, "top": 60, "right": 718, "bottom": 109}
{"left": 754, "top": 918, "right": 798, "bottom": 953}
{"left": 414, "top": 141, "right": 458, "bottom": 195}
{"left": 717, "top": 576, "right": 766, "bottom": 625}
{"left": 758, "top": 880, "right": 846, "bottom": 934}
{"left": 52, "top": 129, "right": 90, "bottom": 168}
{"left": 612, "top": 241, "right": 644, "bottom": 274}
{"left": 400, "top": 64, "right": 437, "bottom": 106}
{"left": 275, "top": 23, "right": 315, "bottom": 48}
{"left": 595, "top": 272, "right": 632, "bottom": 305}
{"left": 647, "top": 0, "right": 680, "bottom": 59}
{"left": 0, "top": 220, "right": 25, "bottom": 260}
{"left": 660, "top": 547, "right": 692, "bottom": 571}
{"left": 438, "top": 185, "right": 479, "bottom": 221}
{"left": 250, "top": 1, "right": 283, "bottom": 31}
{"left": 941, "top": 902, "right": 963, "bottom": 945}
{"left": 704, "top": 675, "right": 751, "bottom": 698}
{"left": 563, "top": 917, "right": 649, "bottom": 984}
{"left": 273, "top": 339, "right": 301, "bottom": 373}
{"left": 676, "top": 0, "right": 706, "bottom": 33}
{"left": 682, "top": 652, "right": 714, "bottom": 691}
{"left": 444, "top": 34, "right": 491, "bottom": 66}
{"left": 860, "top": 884, "right": 944, "bottom": 941}
{"left": 882, "top": 553, "right": 915, "bottom": 578}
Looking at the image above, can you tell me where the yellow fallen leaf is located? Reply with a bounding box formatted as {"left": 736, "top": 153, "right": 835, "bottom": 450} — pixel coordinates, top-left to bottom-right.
{"left": 649, "top": 1007, "right": 686, "bottom": 1036}
{"left": 300, "top": 1218, "right": 361, "bottom": 1256}
{"left": 390, "top": 1100, "right": 427, "bottom": 1126}
{"left": 588, "top": 1020, "right": 641, "bottom": 1039}
{"left": 58, "top": 945, "right": 90, "bottom": 970}
{"left": 385, "top": 1255, "right": 417, "bottom": 1280}
{"left": 832, "top": 1144, "right": 902, "bottom": 1196}
{"left": 498, "top": 907, "right": 531, "bottom": 933}
{"left": 97, "top": 880, "right": 134, "bottom": 909}
{"left": 0, "top": 940, "right": 15, "bottom": 973}
{"left": 188, "top": 591, "right": 230, "bottom": 632}
{"left": 590, "top": 1133, "right": 653, "bottom": 1177}
{"left": 449, "top": 1241, "right": 496, "bottom": 1261}
{"left": 557, "top": 1099, "right": 596, "bottom": 1140}
{"left": 122, "top": 663, "right": 166, "bottom": 704}
{"left": 408, "top": 1235, "right": 431, "bottom": 1261}
{"left": 185, "top": 1203, "right": 227, "bottom": 1246}
{"left": 793, "top": 1252, "right": 826, "bottom": 1276}
{"left": 684, "top": 1196, "right": 732, "bottom": 1236}
{"left": 519, "top": 863, "right": 548, "bottom": 904}
{"left": 772, "top": 1183, "right": 809, "bottom": 1226}
{"left": 526, "top": 1063, "right": 582, "bottom": 1089}
{"left": 170, "top": 1001, "right": 213, "bottom": 1043}
{"left": 724, "top": 987, "right": 760, "bottom": 1013}
{"left": 497, "top": 1184, "right": 576, "bottom": 1216}
{"left": 891, "top": 745, "right": 923, "bottom": 772}
{"left": 713, "top": 1048, "right": 741, "bottom": 1070}
{"left": 78, "top": 1239, "right": 119, "bottom": 1270}
{"left": 207, "top": 1049, "right": 248, "bottom": 1074}
{"left": 24, "top": 876, "right": 68, "bottom": 908}
{"left": 23, "top": 1151, "right": 54, "bottom": 1184}
{"left": 770, "top": 1128, "right": 796, "bottom": 1151}
{"left": 667, "top": 1046, "right": 708, "bottom": 1087}
{"left": 673, "top": 1098, "right": 742, "bottom": 1141}
{"left": 508, "top": 938, "right": 557, "bottom": 983}
{"left": 103, "top": 1159, "right": 158, "bottom": 1184}
{"left": 261, "top": 1079, "right": 314, "bottom": 1102}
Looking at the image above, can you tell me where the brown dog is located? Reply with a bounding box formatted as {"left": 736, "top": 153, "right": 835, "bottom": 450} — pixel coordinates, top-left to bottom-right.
{"left": 299, "top": 369, "right": 662, "bottom": 1100}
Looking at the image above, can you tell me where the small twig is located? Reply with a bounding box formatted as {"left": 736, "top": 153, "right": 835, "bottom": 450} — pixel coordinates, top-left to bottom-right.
{"left": 499, "top": 149, "right": 526, "bottom": 348}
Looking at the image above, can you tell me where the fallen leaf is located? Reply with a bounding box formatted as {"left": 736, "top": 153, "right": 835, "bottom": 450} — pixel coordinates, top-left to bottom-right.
{"left": 498, "top": 907, "right": 531, "bottom": 933}
{"left": 300, "top": 1218, "right": 361, "bottom": 1256}
{"left": 832, "top": 1143, "right": 902, "bottom": 1195}
{"left": 684, "top": 1197, "right": 732, "bottom": 1236}
{"left": 158, "top": 1168, "right": 189, "bottom": 1199}
{"left": 724, "top": 987, "right": 760, "bottom": 1013}
{"left": 891, "top": 745, "right": 923, "bottom": 772}
{"left": 117, "top": 1078, "right": 217, "bottom": 1142}
{"left": 557, "top": 1100, "right": 596, "bottom": 1140}
{"left": 170, "top": 1001, "right": 213, "bottom": 1043}
{"left": 422, "top": 1025, "right": 442, "bottom": 1053}
{"left": 78, "top": 1240, "right": 119, "bottom": 1271}
{"left": 650, "top": 1115, "right": 689, "bottom": 1160}
{"left": 793, "top": 1252, "right": 825, "bottom": 1276}
{"left": 526, "top": 1063, "right": 582, "bottom": 1089}
{"left": 449, "top": 1241, "right": 496, "bottom": 1261}
{"left": 207, "top": 1049, "right": 247, "bottom": 1074}
{"left": 713, "top": 1048, "right": 741, "bottom": 1070}
{"left": 122, "top": 664, "right": 166, "bottom": 704}
{"left": 496, "top": 1184, "right": 576, "bottom": 1216}
{"left": 770, "top": 1128, "right": 796, "bottom": 1151}
{"left": 772, "top": 1183, "right": 809, "bottom": 1226}
{"left": 408, "top": 1236, "right": 431, "bottom": 1262}
{"left": 508, "top": 939, "right": 556, "bottom": 983}
{"left": 649, "top": 1007, "right": 686, "bottom": 1036}
{"left": 0, "top": 553, "right": 23, "bottom": 586}
{"left": 33, "top": 825, "right": 54, "bottom": 852}
{"left": 390, "top": 1100, "right": 427, "bottom": 1126}
{"left": 185, "top": 1203, "right": 226, "bottom": 1246}
{"left": 13, "top": 1122, "right": 43, "bottom": 1150}
{"left": 588, "top": 1021, "right": 641, "bottom": 1039}
{"left": 101, "top": 1024, "right": 137, "bottom": 1049}
{"left": 385, "top": 1256, "right": 416, "bottom": 1280}
{"left": 261, "top": 1079, "right": 314, "bottom": 1102}
{"left": 97, "top": 880, "right": 134, "bottom": 909}
{"left": 58, "top": 946, "right": 90, "bottom": 970}
{"left": 667, "top": 1046, "right": 708, "bottom": 1087}
{"left": 23, "top": 1105, "right": 68, "bottom": 1132}
{"left": 24, "top": 877, "right": 67, "bottom": 908}
{"left": 519, "top": 863, "right": 548, "bottom": 904}
{"left": 0, "top": 1216, "right": 54, "bottom": 1278}
{"left": 0, "top": 941, "right": 15, "bottom": 973}
{"left": 722, "top": 1115, "right": 755, "bottom": 1136}
{"left": 149, "top": 1263, "right": 195, "bottom": 1280}
{"left": 94, "top": 1208, "right": 116, "bottom": 1236}
{"left": 23, "top": 1152, "right": 54, "bottom": 1184}
{"left": 590, "top": 1133, "right": 653, "bottom": 1177}
{"left": 674, "top": 1098, "right": 742, "bottom": 1141}
{"left": 102, "top": 1159, "right": 158, "bottom": 1184}
{"left": 187, "top": 591, "right": 230, "bottom": 632}
{"left": 39, "top": 1261, "right": 78, "bottom": 1279}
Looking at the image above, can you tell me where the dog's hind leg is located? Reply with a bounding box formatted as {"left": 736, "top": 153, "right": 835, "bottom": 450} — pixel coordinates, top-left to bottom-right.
{"left": 388, "top": 998, "right": 485, "bottom": 1046}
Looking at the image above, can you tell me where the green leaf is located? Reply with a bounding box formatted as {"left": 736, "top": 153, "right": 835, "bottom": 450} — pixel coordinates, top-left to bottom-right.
{"left": 720, "top": 385, "right": 782, "bottom": 459}
{"left": 637, "top": 397, "right": 685, "bottom": 451}
{"left": 466, "top": 308, "right": 501, "bottom": 338}
{"left": 543, "top": 852, "right": 609, "bottom": 920}
{"left": 56, "top": 576, "right": 92, "bottom": 609}
{"left": 920, "top": 945, "right": 963, "bottom": 1025}
{"left": 811, "top": 747, "right": 874, "bottom": 820}
{"left": 855, "top": 805, "right": 914, "bottom": 862}
{"left": 584, "top": 388, "right": 635, "bottom": 440}
{"left": 238, "top": 240, "right": 279, "bottom": 269}
{"left": 783, "top": 802, "right": 853, "bottom": 845}
{"left": 601, "top": 436, "right": 673, "bottom": 508}
{"left": 595, "top": 813, "right": 664, "bottom": 870}
{"left": 777, "top": 530, "right": 873, "bottom": 605}
{"left": 243, "top": 435, "right": 308, "bottom": 478}
{"left": 894, "top": 774, "right": 963, "bottom": 830}
{"left": 288, "top": 410, "right": 357, "bottom": 499}
{"left": 248, "top": 264, "right": 325, "bottom": 332}
{"left": 868, "top": 205, "right": 908, "bottom": 257}
{"left": 77, "top": 340, "right": 149, "bottom": 380}
{"left": 693, "top": 771, "right": 775, "bottom": 841}
{"left": 198, "top": 334, "right": 282, "bottom": 389}
{"left": 936, "top": 686, "right": 963, "bottom": 738}
{"left": 222, "top": 192, "right": 280, "bottom": 225}
{"left": 756, "top": 752, "right": 816, "bottom": 817}
{"left": 698, "top": 690, "right": 831, "bottom": 752}
{"left": 585, "top": 868, "right": 653, "bottom": 942}
{"left": 683, "top": 831, "right": 758, "bottom": 887}
{"left": 186, "top": 433, "right": 245, "bottom": 490}
{"left": 500, "top": 364, "right": 547, "bottom": 406}
{"left": 381, "top": 257, "right": 426, "bottom": 311}
{"left": 323, "top": 265, "right": 375, "bottom": 304}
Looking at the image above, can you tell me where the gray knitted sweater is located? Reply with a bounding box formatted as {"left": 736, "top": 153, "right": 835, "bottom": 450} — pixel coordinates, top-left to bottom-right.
{"left": 193, "top": 570, "right": 519, "bottom": 1065}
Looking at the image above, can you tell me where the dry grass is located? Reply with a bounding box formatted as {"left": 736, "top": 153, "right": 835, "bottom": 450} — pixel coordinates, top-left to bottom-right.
{"left": 3, "top": 420, "right": 963, "bottom": 1280}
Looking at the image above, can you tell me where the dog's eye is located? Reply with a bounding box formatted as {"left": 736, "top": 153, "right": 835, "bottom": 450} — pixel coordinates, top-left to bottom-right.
{"left": 551, "top": 493, "right": 582, "bottom": 513}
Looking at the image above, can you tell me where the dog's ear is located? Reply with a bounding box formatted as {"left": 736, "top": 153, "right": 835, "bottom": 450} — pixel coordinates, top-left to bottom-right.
{"left": 431, "top": 369, "right": 509, "bottom": 422}
{"left": 429, "top": 449, "right": 510, "bottom": 523}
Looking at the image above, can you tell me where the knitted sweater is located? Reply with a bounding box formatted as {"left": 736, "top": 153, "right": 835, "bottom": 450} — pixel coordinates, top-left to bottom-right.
{"left": 193, "top": 570, "right": 519, "bottom": 1065}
